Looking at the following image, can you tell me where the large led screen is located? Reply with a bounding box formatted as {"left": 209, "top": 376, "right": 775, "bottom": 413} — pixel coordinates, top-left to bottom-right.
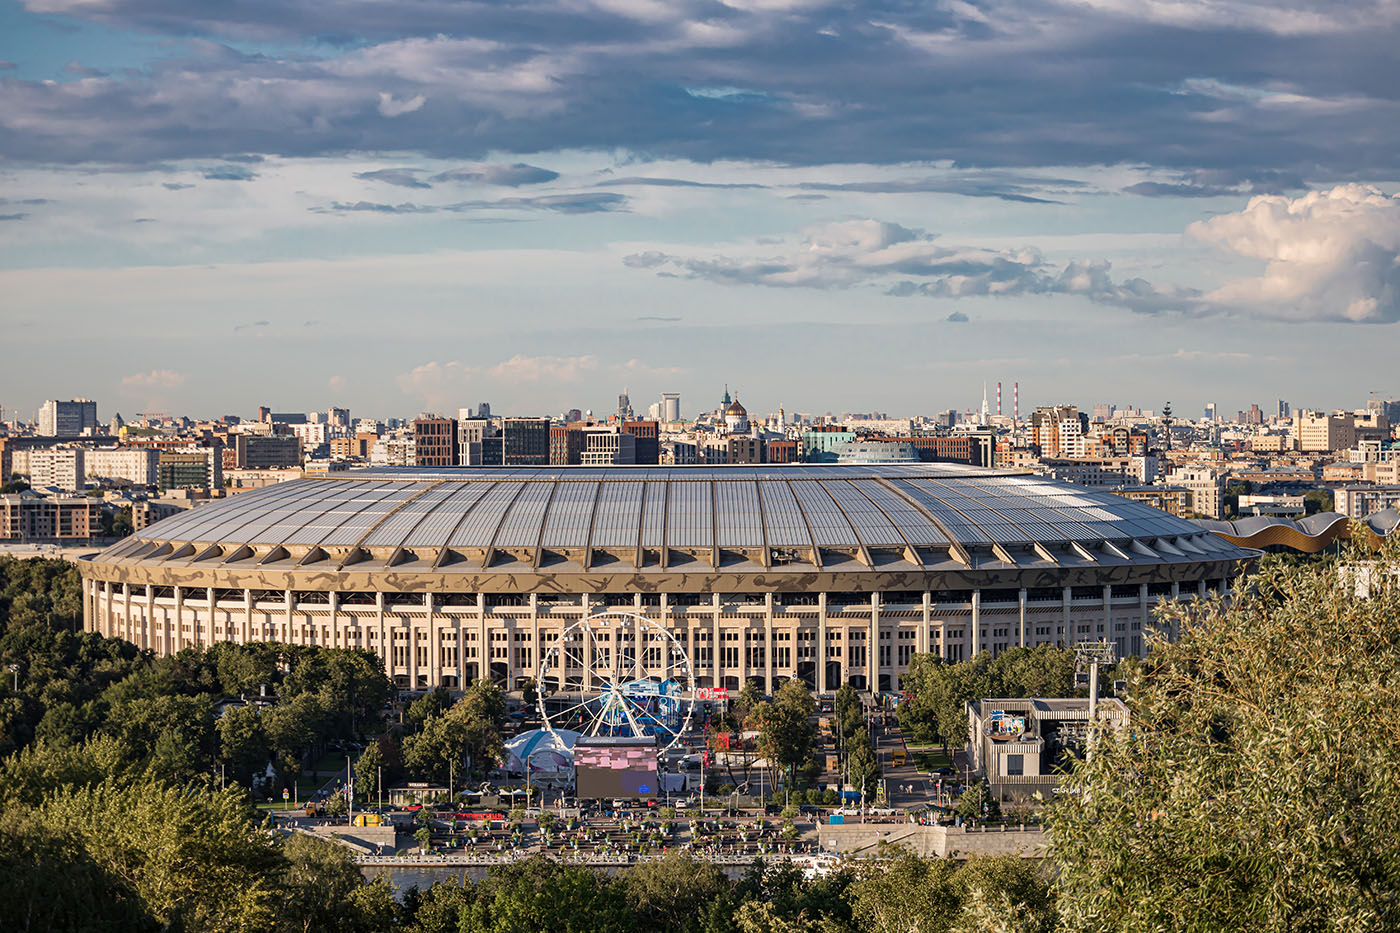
{"left": 574, "top": 740, "right": 659, "bottom": 799}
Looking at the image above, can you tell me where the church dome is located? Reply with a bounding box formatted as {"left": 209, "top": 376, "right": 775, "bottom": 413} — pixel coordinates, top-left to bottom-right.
{"left": 725, "top": 399, "right": 748, "bottom": 418}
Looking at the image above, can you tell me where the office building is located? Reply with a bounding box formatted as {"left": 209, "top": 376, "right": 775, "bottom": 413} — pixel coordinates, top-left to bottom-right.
{"left": 503, "top": 418, "right": 550, "bottom": 466}
{"left": 413, "top": 416, "right": 458, "bottom": 467}
{"left": 157, "top": 449, "right": 222, "bottom": 491}
{"left": 1, "top": 494, "right": 102, "bottom": 542}
{"left": 29, "top": 448, "right": 85, "bottom": 491}
{"left": 38, "top": 399, "right": 99, "bottom": 437}
{"left": 235, "top": 434, "right": 303, "bottom": 470}
{"left": 661, "top": 393, "right": 681, "bottom": 423}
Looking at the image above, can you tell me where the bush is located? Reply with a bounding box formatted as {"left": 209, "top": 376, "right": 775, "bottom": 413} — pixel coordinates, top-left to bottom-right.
{"left": 822, "top": 788, "right": 840, "bottom": 806}
{"left": 805, "top": 787, "right": 822, "bottom": 805}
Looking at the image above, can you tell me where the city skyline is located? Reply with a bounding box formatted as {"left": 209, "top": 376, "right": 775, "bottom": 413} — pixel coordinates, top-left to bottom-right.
{"left": 4, "top": 2, "right": 1400, "bottom": 416}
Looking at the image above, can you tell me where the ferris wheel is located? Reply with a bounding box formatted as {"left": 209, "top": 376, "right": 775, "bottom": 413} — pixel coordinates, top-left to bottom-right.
{"left": 535, "top": 611, "right": 695, "bottom": 753}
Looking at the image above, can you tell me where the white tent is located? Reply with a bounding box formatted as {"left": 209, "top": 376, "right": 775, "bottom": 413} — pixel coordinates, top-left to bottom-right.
{"left": 503, "top": 728, "right": 580, "bottom": 775}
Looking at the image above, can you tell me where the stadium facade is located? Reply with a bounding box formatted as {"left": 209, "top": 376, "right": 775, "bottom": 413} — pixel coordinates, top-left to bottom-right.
{"left": 77, "top": 465, "right": 1258, "bottom": 694}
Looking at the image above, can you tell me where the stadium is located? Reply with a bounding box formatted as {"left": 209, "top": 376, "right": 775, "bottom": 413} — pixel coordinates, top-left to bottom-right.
{"left": 77, "top": 464, "right": 1258, "bottom": 694}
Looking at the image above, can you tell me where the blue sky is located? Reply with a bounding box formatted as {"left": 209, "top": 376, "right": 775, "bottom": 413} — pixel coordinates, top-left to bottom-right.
{"left": 2, "top": 0, "right": 1399, "bottom": 422}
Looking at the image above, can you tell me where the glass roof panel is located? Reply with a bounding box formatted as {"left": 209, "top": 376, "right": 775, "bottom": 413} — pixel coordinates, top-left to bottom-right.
{"left": 399, "top": 483, "right": 495, "bottom": 548}
{"left": 492, "top": 481, "right": 557, "bottom": 547}
{"left": 592, "top": 482, "right": 645, "bottom": 549}
{"left": 447, "top": 483, "right": 523, "bottom": 547}
{"left": 540, "top": 481, "right": 599, "bottom": 548}
{"left": 759, "top": 480, "right": 813, "bottom": 548}
{"left": 790, "top": 480, "right": 861, "bottom": 547}
{"left": 666, "top": 480, "right": 714, "bottom": 548}
{"left": 716, "top": 480, "right": 763, "bottom": 548}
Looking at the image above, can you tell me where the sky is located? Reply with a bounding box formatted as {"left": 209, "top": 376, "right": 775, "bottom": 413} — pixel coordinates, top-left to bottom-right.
{"left": 2, "top": 0, "right": 1399, "bottom": 424}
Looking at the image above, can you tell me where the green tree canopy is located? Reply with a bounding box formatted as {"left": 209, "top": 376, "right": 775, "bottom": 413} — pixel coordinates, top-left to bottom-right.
{"left": 1051, "top": 546, "right": 1400, "bottom": 931}
{"left": 899, "top": 645, "right": 1076, "bottom": 748}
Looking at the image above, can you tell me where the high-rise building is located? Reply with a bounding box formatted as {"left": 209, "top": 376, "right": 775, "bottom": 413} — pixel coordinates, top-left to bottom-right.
{"left": 549, "top": 423, "right": 585, "bottom": 466}
{"left": 1030, "top": 406, "right": 1088, "bottom": 458}
{"left": 617, "top": 389, "right": 633, "bottom": 422}
{"left": 503, "top": 418, "right": 549, "bottom": 465}
{"left": 581, "top": 427, "right": 636, "bottom": 465}
{"left": 328, "top": 407, "right": 351, "bottom": 427}
{"left": 1278, "top": 400, "right": 1291, "bottom": 419}
{"left": 476, "top": 402, "right": 492, "bottom": 420}
{"left": 37, "top": 399, "right": 98, "bottom": 436}
{"left": 457, "top": 418, "right": 490, "bottom": 465}
{"left": 1204, "top": 402, "right": 1217, "bottom": 422}
{"left": 29, "top": 448, "right": 85, "bottom": 490}
{"left": 660, "top": 393, "right": 681, "bottom": 423}
{"left": 234, "top": 434, "right": 303, "bottom": 469}
{"left": 157, "top": 449, "right": 222, "bottom": 491}
{"left": 413, "top": 416, "right": 459, "bottom": 466}
{"left": 622, "top": 420, "right": 660, "bottom": 465}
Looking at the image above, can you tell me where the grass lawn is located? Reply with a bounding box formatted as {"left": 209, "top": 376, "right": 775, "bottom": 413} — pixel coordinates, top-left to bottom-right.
{"left": 913, "top": 749, "right": 953, "bottom": 772}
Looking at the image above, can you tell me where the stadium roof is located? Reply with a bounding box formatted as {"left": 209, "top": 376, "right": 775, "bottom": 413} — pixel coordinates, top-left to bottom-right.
{"left": 98, "top": 465, "right": 1254, "bottom": 575}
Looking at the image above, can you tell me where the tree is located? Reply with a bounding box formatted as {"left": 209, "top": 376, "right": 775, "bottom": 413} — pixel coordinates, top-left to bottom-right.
{"left": 1051, "top": 545, "right": 1400, "bottom": 931}
{"left": 954, "top": 779, "right": 1000, "bottom": 822}
{"left": 219, "top": 704, "right": 270, "bottom": 788}
{"left": 32, "top": 780, "right": 284, "bottom": 932}
{"left": 462, "top": 857, "right": 633, "bottom": 933}
{"left": 846, "top": 727, "right": 882, "bottom": 799}
{"left": 899, "top": 646, "right": 1075, "bottom": 750}
{"left": 621, "top": 851, "right": 728, "bottom": 933}
{"left": 278, "top": 833, "right": 370, "bottom": 933}
{"left": 1303, "top": 488, "right": 1334, "bottom": 515}
{"left": 403, "top": 679, "right": 506, "bottom": 784}
{"left": 751, "top": 679, "right": 817, "bottom": 788}
{"left": 846, "top": 851, "right": 1053, "bottom": 933}
{"left": 407, "top": 686, "right": 453, "bottom": 734}
{"left": 355, "top": 734, "right": 403, "bottom": 803}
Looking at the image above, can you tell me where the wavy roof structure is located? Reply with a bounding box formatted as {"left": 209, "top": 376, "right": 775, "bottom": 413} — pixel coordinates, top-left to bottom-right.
{"left": 1196, "top": 509, "right": 1398, "bottom": 552}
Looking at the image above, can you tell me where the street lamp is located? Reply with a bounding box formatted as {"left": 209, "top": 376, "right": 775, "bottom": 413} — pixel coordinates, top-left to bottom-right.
{"left": 7, "top": 664, "right": 18, "bottom": 692}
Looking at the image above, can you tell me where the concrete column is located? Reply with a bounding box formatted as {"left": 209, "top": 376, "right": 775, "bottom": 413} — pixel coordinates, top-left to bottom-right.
{"left": 1062, "top": 586, "right": 1072, "bottom": 647}
{"left": 205, "top": 587, "right": 215, "bottom": 649}
{"left": 105, "top": 582, "right": 114, "bottom": 641}
{"left": 919, "top": 591, "right": 930, "bottom": 656}
{"left": 425, "top": 593, "right": 438, "bottom": 688}
{"left": 408, "top": 622, "right": 419, "bottom": 689}
{"left": 1102, "top": 584, "right": 1113, "bottom": 642}
{"left": 971, "top": 589, "right": 981, "bottom": 658}
{"left": 530, "top": 594, "right": 540, "bottom": 686}
{"left": 376, "top": 593, "right": 388, "bottom": 676}
{"left": 868, "top": 592, "right": 879, "bottom": 694}
{"left": 476, "top": 593, "right": 488, "bottom": 687}
{"left": 1018, "top": 588, "right": 1028, "bottom": 648}
{"left": 764, "top": 593, "right": 775, "bottom": 694}
{"left": 145, "top": 585, "right": 155, "bottom": 653}
{"left": 817, "top": 592, "right": 829, "bottom": 693}
{"left": 171, "top": 585, "right": 182, "bottom": 656}
{"left": 122, "top": 583, "right": 131, "bottom": 646}
{"left": 82, "top": 578, "right": 92, "bottom": 635}
{"left": 840, "top": 625, "right": 850, "bottom": 688}
{"left": 243, "top": 589, "right": 253, "bottom": 645}
{"left": 738, "top": 625, "right": 748, "bottom": 688}
{"left": 712, "top": 593, "right": 722, "bottom": 687}
{"left": 581, "top": 594, "right": 593, "bottom": 692}
{"left": 284, "top": 589, "right": 293, "bottom": 646}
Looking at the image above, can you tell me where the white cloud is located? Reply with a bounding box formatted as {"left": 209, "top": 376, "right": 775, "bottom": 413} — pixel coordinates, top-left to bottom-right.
{"left": 120, "top": 369, "right": 185, "bottom": 389}
{"left": 1188, "top": 184, "right": 1400, "bottom": 323}
{"left": 395, "top": 354, "right": 598, "bottom": 407}
{"left": 377, "top": 92, "right": 426, "bottom": 117}
{"left": 487, "top": 354, "right": 597, "bottom": 383}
